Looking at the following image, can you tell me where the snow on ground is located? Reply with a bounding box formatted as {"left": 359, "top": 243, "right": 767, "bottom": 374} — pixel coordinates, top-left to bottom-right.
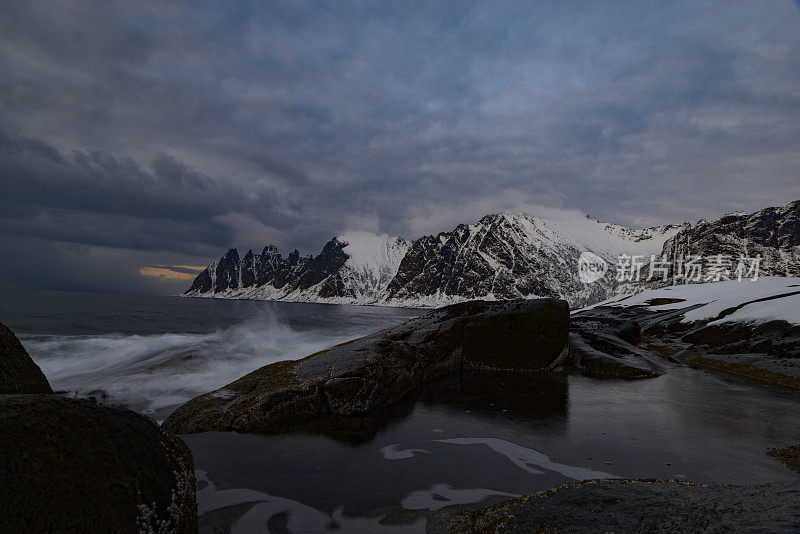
{"left": 584, "top": 277, "right": 800, "bottom": 324}
{"left": 713, "top": 292, "right": 800, "bottom": 325}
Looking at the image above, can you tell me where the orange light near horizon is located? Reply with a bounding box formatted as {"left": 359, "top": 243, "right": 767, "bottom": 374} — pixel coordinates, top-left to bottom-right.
{"left": 138, "top": 266, "right": 203, "bottom": 281}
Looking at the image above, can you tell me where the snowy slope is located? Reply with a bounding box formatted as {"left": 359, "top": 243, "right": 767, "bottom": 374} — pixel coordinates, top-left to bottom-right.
{"left": 590, "top": 277, "right": 800, "bottom": 325}
{"left": 336, "top": 232, "right": 412, "bottom": 299}
{"left": 715, "top": 293, "right": 800, "bottom": 325}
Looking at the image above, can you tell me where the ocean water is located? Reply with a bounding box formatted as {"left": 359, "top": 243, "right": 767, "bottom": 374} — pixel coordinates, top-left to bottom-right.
{"left": 3, "top": 289, "right": 800, "bottom": 533}
{"left": 0, "top": 288, "right": 418, "bottom": 420}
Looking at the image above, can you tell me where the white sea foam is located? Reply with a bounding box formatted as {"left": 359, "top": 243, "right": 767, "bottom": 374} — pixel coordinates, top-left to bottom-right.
{"left": 20, "top": 308, "right": 367, "bottom": 421}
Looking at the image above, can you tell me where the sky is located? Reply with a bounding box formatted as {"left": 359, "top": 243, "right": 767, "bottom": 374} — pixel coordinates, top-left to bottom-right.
{"left": 1, "top": 1, "right": 799, "bottom": 295}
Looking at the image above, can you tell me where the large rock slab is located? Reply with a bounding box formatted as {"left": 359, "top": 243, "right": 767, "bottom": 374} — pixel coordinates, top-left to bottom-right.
{"left": 0, "top": 395, "right": 197, "bottom": 533}
{"left": 431, "top": 478, "right": 800, "bottom": 533}
{"left": 163, "top": 299, "right": 568, "bottom": 434}
{"left": 554, "top": 308, "right": 665, "bottom": 379}
{"left": 0, "top": 321, "right": 52, "bottom": 394}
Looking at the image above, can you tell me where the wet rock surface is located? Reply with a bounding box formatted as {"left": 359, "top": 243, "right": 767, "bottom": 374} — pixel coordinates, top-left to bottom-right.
{"left": 0, "top": 321, "right": 52, "bottom": 394}
{"left": 0, "top": 394, "right": 197, "bottom": 533}
{"left": 431, "top": 479, "right": 800, "bottom": 533}
{"left": 162, "top": 299, "right": 569, "bottom": 434}
{"left": 556, "top": 310, "right": 665, "bottom": 379}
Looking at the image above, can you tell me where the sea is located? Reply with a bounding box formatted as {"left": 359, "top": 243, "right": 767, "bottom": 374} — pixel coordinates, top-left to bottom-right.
{"left": 3, "top": 288, "right": 800, "bottom": 533}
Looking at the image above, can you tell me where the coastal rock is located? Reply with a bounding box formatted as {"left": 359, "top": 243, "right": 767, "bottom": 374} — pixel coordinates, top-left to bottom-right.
{"left": 682, "top": 317, "right": 800, "bottom": 389}
{"left": 162, "top": 299, "right": 569, "bottom": 434}
{"left": 616, "top": 320, "right": 642, "bottom": 345}
{"left": 574, "top": 281, "right": 800, "bottom": 389}
{"left": 565, "top": 330, "right": 664, "bottom": 379}
{"left": 0, "top": 321, "right": 52, "bottom": 394}
{"left": 0, "top": 394, "right": 197, "bottom": 534}
{"left": 431, "top": 479, "right": 800, "bottom": 533}
{"left": 555, "top": 310, "right": 664, "bottom": 379}
{"left": 768, "top": 444, "right": 800, "bottom": 474}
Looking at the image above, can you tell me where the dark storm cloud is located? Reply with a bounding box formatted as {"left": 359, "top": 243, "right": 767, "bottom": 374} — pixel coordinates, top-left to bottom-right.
{"left": 1, "top": 0, "right": 799, "bottom": 293}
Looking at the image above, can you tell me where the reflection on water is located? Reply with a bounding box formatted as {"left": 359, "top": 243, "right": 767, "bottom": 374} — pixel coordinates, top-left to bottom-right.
{"left": 196, "top": 471, "right": 427, "bottom": 534}
{"left": 185, "top": 367, "right": 800, "bottom": 532}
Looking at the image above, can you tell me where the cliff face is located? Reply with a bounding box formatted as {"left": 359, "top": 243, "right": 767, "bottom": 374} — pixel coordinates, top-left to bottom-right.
{"left": 660, "top": 200, "right": 800, "bottom": 279}
{"left": 383, "top": 213, "right": 685, "bottom": 307}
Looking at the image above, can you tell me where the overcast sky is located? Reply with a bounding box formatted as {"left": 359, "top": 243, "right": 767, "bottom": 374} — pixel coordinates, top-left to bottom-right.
{"left": 2, "top": 1, "right": 799, "bottom": 295}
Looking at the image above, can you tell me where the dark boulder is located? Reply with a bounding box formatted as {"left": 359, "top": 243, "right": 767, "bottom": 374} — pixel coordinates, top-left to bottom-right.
{"left": 163, "top": 299, "right": 569, "bottom": 435}
{"left": 0, "top": 395, "right": 197, "bottom": 533}
{"left": 0, "top": 321, "right": 52, "bottom": 394}
{"left": 458, "top": 299, "right": 569, "bottom": 370}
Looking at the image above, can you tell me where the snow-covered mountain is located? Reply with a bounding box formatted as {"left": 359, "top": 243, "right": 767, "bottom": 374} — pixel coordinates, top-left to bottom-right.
{"left": 383, "top": 212, "right": 686, "bottom": 307}
{"left": 185, "top": 233, "right": 412, "bottom": 305}
{"left": 184, "top": 200, "right": 800, "bottom": 308}
{"left": 184, "top": 211, "right": 684, "bottom": 307}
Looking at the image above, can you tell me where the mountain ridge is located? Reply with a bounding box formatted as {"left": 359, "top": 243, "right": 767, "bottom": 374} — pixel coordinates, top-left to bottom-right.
{"left": 183, "top": 201, "right": 800, "bottom": 308}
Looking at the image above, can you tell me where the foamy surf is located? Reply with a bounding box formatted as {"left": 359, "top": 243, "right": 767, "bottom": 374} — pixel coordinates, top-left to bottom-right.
{"left": 19, "top": 306, "right": 415, "bottom": 421}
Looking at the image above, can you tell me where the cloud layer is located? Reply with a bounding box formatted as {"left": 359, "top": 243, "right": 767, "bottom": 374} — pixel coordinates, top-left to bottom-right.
{"left": 1, "top": 1, "right": 799, "bottom": 293}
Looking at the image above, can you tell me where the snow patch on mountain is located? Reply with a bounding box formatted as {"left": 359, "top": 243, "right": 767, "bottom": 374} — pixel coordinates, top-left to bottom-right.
{"left": 337, "top": 232, "right": 412, "bottom": 299}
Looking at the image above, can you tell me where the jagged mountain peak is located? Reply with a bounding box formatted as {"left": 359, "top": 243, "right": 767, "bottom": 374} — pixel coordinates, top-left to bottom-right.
{"left": 185, "top": 199, "right": 800, "bottom": 308}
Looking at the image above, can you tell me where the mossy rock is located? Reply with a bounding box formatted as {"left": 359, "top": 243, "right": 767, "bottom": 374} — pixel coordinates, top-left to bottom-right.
{"left": 0, "top": 395, "right": 197, "bottom": 533}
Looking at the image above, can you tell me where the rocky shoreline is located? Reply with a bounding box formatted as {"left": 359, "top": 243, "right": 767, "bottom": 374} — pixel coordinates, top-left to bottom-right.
{"left": 0, "top": 321, "right": 198, "bottom": 533}
{"left": 3, "top": 287, "right": 800, "bottom": 532}
{"left": 166, "top": 292, "right": 800, "bottom": 532}
{"left": 432, "top": 443, "right": 800, "bottom": 533}
{"left": 162, "top": 299, "right": 570, "bottom": 435}
{"left": 431, "top": 478, "right": 800, "bottom": 533}
{"left": 428, "top": 291, "right": 800, "bottom": 533}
